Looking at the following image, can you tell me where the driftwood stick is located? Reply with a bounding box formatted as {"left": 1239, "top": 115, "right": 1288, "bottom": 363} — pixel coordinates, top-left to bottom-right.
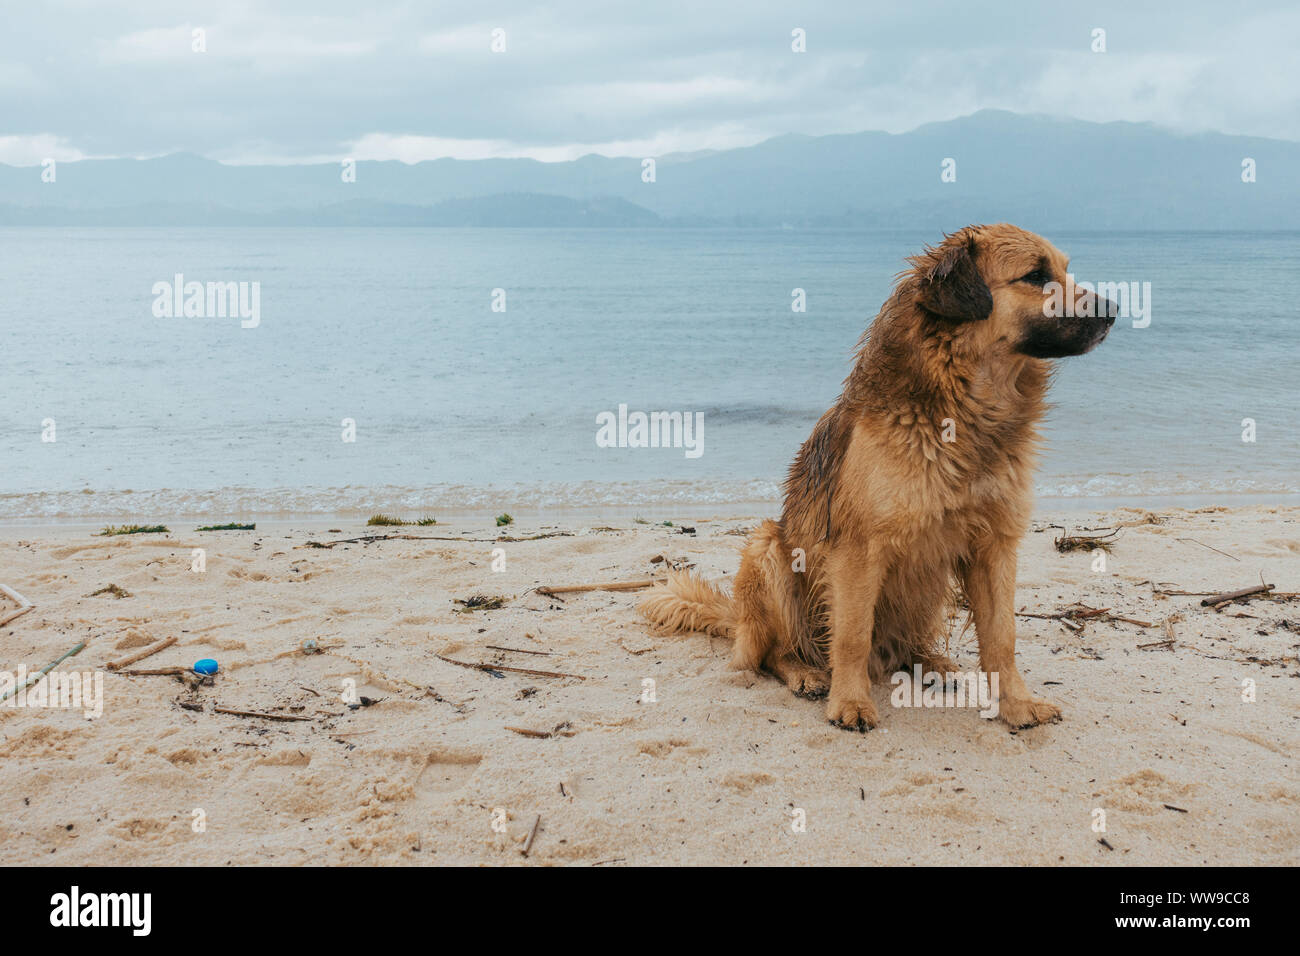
{"left": 485, "top": 644, "right": 551, "bottom": 656}
{"left": 521, "top": 814, "right": 542, "bottom": 857}
{"left": 214, "top": 705, "right": 315, "bottom": 722}
{"left": 1200, "top": 584, "right": 1274, "bottom": 607}
{"left": 435, "top": 653, "right": 585, "bottom": 681}
{"left": 505, "top": 721, "right": 574, "bottom": 739}
{"left": 536, "top": 579, "right": 656, "bottom": 596}
{"left": 506, "top": 726, "right": 555, "bottom": 739}
{"left": 106, "top": 636, "right": 177, "bottom": 670}
{"left": 0, "top": 605, "right": 33, "bottom": 628}
{"left": 0, "top": 582, "right": 34, "bottom": 628}
{"left": 119, "top": 666, "right": 187, "bottom": 676}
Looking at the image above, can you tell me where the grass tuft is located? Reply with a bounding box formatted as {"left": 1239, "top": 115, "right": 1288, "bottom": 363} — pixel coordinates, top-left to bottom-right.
{"left": 196, "top": 522, "right": 255, "bottom": 531}
{"left": 98, "top": 524, "right": 168, "bottom": 536}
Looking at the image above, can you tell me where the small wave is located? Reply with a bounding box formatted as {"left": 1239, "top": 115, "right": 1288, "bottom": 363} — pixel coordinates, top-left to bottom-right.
{"left": 1037, "top": 472, "right": 1300, "bottom": 498}
{"left": 0, "top": 480, "right": 785, "bottom": 522}
{"left": 693, "top": 404, "right": 824, "bottom": 426}
{"left": 2, "top": 472, "right": 1296, "bottom": 523}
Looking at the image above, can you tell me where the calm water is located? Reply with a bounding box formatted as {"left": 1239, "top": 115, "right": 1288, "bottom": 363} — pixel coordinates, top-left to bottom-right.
{"left": 1, "top": 227, "right": 1297, "bottom": 520}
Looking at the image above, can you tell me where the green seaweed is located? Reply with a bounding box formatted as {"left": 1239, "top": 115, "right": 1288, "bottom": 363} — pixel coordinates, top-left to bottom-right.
{"left": 98, "top": 524, "right": 169, "bottom": 536}
{"left": 453, "top": 594, "right": 507, "bottom": 612}
{"left": 89, "top": 584, "right": 132, "bottom": 598}
{"left": 367, "top": 514, "right": 438, "bottom": 527}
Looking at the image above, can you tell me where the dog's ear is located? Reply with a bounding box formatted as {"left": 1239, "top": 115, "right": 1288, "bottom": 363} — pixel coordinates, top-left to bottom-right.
{"left": 914, "top": 237, "right": 992, "bottom": 322}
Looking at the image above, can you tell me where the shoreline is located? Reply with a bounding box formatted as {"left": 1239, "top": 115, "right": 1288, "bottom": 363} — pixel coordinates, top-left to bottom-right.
{"left": 2, "top": 491, "right": 1299, "bottom": 530}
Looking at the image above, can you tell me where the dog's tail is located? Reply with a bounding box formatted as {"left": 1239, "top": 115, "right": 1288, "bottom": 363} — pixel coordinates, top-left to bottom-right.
{"left": 638, "top": 569, "right": 736, "bottom": 639}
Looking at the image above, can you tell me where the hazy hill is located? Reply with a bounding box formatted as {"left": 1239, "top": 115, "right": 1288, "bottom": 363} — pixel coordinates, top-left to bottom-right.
{"left": 0, "top": 192, "right": 659, "bottom": 227}
{"left": 1, "top": 111, "right": 1294, "bottom": 228}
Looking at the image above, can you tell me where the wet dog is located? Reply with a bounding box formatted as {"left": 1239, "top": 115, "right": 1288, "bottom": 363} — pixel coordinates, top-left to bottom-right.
{"left": 639, "top": 224, "right": 1114, "bottom": 730}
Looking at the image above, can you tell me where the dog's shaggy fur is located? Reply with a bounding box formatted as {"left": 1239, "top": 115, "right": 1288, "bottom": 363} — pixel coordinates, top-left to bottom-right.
{"left": 639, "top": 223, "right": 1114, "bottom": 731}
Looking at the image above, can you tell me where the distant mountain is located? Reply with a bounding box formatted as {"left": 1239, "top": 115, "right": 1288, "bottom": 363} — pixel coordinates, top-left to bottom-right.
{"left": 1, "top": 111, "right": 1295, "bottom": 228}
{"left": 0, "top": 192, "right": 660, "bottom": 227}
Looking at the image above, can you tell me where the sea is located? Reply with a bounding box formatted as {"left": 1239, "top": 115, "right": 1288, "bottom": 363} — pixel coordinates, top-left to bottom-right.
{"left": 1, "top": 227, "right": 1296, "bottom": 522}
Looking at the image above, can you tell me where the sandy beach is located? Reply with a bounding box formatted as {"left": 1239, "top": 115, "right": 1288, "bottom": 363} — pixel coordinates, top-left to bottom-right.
{"left": 1, "top": 505, "right": 1297, "bottom": 866}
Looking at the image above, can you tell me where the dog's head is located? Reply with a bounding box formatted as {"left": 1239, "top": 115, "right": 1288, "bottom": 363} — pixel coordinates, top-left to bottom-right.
{"left": 906, "top": 223, "right": 1114, "bottom": 359}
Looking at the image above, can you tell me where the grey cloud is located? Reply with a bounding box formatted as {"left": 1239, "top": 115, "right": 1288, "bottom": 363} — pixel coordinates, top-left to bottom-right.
{"left": 1, "top": 0, "right": 1296, "bottom": 164}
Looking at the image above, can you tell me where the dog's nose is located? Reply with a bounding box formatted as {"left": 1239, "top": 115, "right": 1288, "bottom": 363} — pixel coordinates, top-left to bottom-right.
{"left": 1100, "top": 297, "right": 1118, "bottom": 325}
{"left": 1077, "top": 290, "right": 1118, "bottom": 324}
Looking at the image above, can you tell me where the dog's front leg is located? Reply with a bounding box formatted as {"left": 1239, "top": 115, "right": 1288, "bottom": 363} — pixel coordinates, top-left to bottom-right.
{"left": 824, "top": 545, "right": 885, "bottom": 731}
{"left": 962, "top": 534, "right": 1062, "bottom": 729}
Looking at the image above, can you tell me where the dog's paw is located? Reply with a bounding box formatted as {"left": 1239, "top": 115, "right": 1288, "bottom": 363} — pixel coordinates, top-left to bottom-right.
{"left": 919, "top": 653, "right": 959, "bottom": 675}
{"left": 825, "top": 696, "right": 878, "bottom": 732}
{"left": 787, "top": 666, "right": 831, "bottom": 700}
{"left": 998, "top": 695, "right": 1062, "bottom": 730}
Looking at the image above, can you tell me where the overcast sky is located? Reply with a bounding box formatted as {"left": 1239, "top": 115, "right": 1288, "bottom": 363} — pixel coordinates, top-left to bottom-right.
{"left": 2, "top": 0, "right": 1296, "bottom": 165}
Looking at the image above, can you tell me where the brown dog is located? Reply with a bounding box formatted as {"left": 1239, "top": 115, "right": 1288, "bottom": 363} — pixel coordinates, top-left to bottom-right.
{"left": 639, "top": 223, "right": 1114, "bottom": 731}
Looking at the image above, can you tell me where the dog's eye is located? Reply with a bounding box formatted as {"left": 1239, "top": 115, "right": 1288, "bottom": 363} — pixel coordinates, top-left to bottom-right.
{"left": 1016, "top": 267, "right": 1050, "bottom": 286}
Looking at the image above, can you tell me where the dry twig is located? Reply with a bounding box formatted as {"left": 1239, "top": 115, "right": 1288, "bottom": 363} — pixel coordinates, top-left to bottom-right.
{"left": 106, "top": 636, "right": 177, "bottom": 670}
{"left": 1200, "top": 583, "right": 1274, "bottom": 607}
{"left": 522, "top": 814, "right": 542, "bottom": 857}
{"left": 535, "top": 579, "right": 656, "bottom": 596}
{"left": 0, "top": 583, "right": 35, "bottom": 628}
{"left": 214, "top": 705, "right": 315, "bottom": 722}
{"left": 435, "top": 653, "right": 585, "bottom": 680}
